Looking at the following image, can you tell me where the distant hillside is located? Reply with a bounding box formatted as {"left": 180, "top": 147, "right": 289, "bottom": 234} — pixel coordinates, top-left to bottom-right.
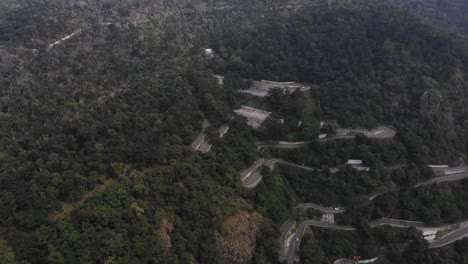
{"left": 386, "top": 0, "right": 468, "bottom": 35}
{"left": 281, "top": 0, "right": 468, "bottom": 35}
{"left": 211, "top": 1, "right": 468, "bottom": 163}
{"left": 0, "top": 0, "right": 467, "bottom": 263}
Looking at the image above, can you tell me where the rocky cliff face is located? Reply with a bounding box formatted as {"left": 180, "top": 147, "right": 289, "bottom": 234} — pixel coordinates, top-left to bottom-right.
{"left": 216, "top": 211, "right": 262, "bottom": 264}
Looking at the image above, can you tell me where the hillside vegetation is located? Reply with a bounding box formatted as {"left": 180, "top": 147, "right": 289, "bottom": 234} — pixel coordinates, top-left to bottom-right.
{"left": 0, "top": 0, "right": 466, "bottom": 263}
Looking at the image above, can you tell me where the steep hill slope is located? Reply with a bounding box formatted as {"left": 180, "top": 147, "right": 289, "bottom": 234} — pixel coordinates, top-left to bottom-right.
{"left": 0, "top": 0, "right": 467, "bottom": 263}
{"left": 211, "top": 2, "right": 468, "bottom": 164}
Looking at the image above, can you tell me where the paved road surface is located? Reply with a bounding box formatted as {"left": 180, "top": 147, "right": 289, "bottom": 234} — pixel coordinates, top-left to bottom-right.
{"left": 431, "top": 165, "right": 468, "bottom": 175}
{"left": 260, "top": 126, "right": 396, "bottom": 149}
{"left": 189, "top": 120, "right": 212, "bottom": 152}
{"left": 415, "top": 171, "right": 468, "bottom": 187}
{"left": 297, "top": 220, "right": 357, "bottom": 231}
{"left": 279, "top": 220, "right": 356, "bottom": 263}
{"left": 369, "top": 217, "right": 426, "bottom": 228}
{"left": 368, "top": 170, "right": 468, "bottom": 201}
{"left": 190, "top": 133, "right": 206, "bottom": 150}
{"left": 242, "top": 171, "right": 263, "bottom": 188}
{"left": 277, "top": 160, "right": 317, "bottom": 171}
{"left": 265, "top": 159, "right": 318, "bottom": 171}
{"left": 429, "top": 225, "right": 468, "bottom": 248}
{"left": 280, "top": 219, "right": 296, "bottom": 241}
{"left": 366, "top": 188, "right": 400, "bottom": 201}
{"left": 218, "top": 125, "right": 229, "bottom": 138}
{"left": 298, "top": 203, "right": 345, "bottom": 213}
{"left": 258, "top": 141, "right": 309, "bottom": 150}
{"left": 240, "top": 159, "right": 319, "bottom": 188}
{"left": 198, "top": 140, "right": 212, "bottom": 153}
{"left": 238, "top": 89, "right": 269, "bottom": 97}
{"left": 234, "top": 106, "right": 271, "bottom": 128}
{"left": 240, "top": 159, "right": 266, "bottom": 188}
{"left": 334, "top": 256, "right": 380, "bottom": 264}
{"left": 279, "top": 219, "right": 296, "bottom": 262}
{"left": 334, "top": 126, "right": 396, "bottom": 139}
{"left": 239, "top": 158, "right": 265, "bottom": 181}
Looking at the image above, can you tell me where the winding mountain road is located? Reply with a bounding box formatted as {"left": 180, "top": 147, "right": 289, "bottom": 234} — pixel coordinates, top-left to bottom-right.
{"left": 240, "top": 156, "right": 468, "bottom": 261}
{"left": 190, "top": 121, "right": 229, "bottom": 154}
{"left": 428, "top": 225, "right": 468, "bottom": 248}
{"left": 241, "top": 156, "right": 450, "bottom": 190}
{"left": 280, "top": 216, "right": 468, "bottom": 263}
{"left": 239, "top": 158, "right": 319, "bottom": 188}
{"left": 279, "top": 220, "right": 357, "bottom": 263}
{"left": 279, "top": 167, "right": 468, "bottom": 263}
{"left": 238, "top": 117, "right": 467, "bottom": 262}
{"left": 240, "top": 158, "right": 265, "bottom": 182}
{"left": 258, "top": 126, "right": 396, "bottom": 150}
{"left": 298, "top": 203, "right": 345, "bottom": 213}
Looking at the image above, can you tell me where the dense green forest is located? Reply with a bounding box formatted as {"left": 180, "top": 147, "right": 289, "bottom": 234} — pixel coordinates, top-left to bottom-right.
{"left": 386, "top": 0, "right": 468, "bottom": 35}
{"left": 0, "top": 0, "right": 467, "bottom": 263}
{"left": 213, "top": 2, "right": 467, "bottom": 164}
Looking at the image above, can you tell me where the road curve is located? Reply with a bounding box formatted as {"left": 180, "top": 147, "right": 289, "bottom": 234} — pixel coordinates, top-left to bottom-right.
{"left": 240, "top": 158, "right": 265, "bottom": 182}
{"left": 428, "top": 225, "right": 468, "bottom": 248}
{"left": 280, "top": 217, "right": 468, "bottom": 263}
{"left": 240, "top": 159, "right": 320, "bottom": 188}
{"left": 279, "top": 219, "right": 357, "bottom": 263}
{"left": 333, "top": 227, "right": 468, "bottom": 264}
{"left": 242, "top": 171, "right": 263, "bottom": 188}
{"left": 279, "top": 219, "right": 296, "bottom": 262}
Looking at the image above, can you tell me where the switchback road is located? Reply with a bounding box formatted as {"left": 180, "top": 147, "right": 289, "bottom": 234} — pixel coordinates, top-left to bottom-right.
{"left": 259, "top": 126, "right": 396, "bottom": 150}
{"left": 240, "top": 159, "right": 319, "bottom": 188}
{"left": 429, "top": 225, "right": 468, "bottom": 248}
{"left": 279, "top": 220, "right": 356, "bottom": 263}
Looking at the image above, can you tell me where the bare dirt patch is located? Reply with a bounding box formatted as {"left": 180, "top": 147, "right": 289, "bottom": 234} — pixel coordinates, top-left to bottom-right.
{"left": 48, "top": 178, "right": 116, "bottom": 222}
{"left": 159, "top": 218, "right": 174, "bottom": 254}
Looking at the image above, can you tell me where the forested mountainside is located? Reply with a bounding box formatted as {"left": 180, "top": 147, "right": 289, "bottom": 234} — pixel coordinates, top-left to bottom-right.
{"left": 0, "top": 0, "right": 467, "bottom": 264}
{"left": 212, "top": 2, "right": 468, "bottom": 164}
{"left": 386, "top": 0, "right": 468, "bottom": 35}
